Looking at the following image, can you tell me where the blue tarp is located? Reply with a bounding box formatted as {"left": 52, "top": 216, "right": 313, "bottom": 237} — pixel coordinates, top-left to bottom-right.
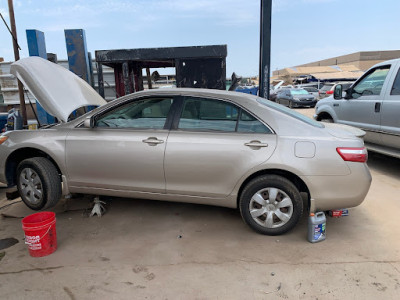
{"left": 235, "top": 86, "right": 259, "bottom": 96}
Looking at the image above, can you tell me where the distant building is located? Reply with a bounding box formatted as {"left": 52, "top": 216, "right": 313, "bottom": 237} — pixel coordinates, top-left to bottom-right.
{"left": 274, "top": 50, "right": 400, "bottom": 76}
{"left": 272, "top": 50, "right": 400, "bottom": 84}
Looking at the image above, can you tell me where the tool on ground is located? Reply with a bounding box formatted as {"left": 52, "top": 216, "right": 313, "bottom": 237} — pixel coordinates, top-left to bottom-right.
{"left": 90, "top": 196, "right": 106, "bottom": 217}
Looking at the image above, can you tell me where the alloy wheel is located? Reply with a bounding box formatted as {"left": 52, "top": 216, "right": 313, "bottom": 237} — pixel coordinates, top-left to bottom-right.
{"left": 19, "top": 168, "right": 43, "bottom": 205}
{"left": 249, "top": 187, "right": 293, "bottom": 228}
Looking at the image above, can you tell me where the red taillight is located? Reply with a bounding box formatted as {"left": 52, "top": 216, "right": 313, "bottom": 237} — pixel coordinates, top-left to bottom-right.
{"left": 326, "top": 90, "right": 334, "bottom": 94}
{"left": 336, "top": 147, "right": 368, "bottom": 163}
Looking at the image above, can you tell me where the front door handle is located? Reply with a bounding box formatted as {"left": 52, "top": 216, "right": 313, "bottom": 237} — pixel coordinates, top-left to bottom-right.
{"left": 375, "top": 102, "right": 381, "bottom": 113}
{"left": 142, "top": 137, "right": 164, "bottom": 146}
{"left": 245, "top": 141, "right": 269, "bottom": 148}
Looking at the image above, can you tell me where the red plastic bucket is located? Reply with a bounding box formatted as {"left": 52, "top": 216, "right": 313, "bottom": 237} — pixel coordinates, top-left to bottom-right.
{"left": 22, "top": 212, "right": 57, "bottom": 257}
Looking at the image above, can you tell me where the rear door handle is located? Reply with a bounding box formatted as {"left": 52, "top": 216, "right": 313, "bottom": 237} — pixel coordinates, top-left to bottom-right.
{"left": 142, "top": 137, "right": 164, "bottom": 145}
{"left": 245, "top": 141, "right": 269, "bottom": 148}
{"left": 375, "top": 102, "right": 381, "bottom": 113}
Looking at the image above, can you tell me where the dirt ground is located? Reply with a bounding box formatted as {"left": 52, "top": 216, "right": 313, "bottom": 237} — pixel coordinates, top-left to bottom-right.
{"left": 0, "top": 108, "right": 399, "bottom": 299}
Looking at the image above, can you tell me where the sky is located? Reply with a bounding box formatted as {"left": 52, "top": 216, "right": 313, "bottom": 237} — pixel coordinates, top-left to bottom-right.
{"left": 0, "top": 0, "right": 400, "bottom": 77}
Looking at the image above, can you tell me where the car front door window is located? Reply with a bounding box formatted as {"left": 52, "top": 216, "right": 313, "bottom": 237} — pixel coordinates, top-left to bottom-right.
{"left": 95, "top": 98, "right": 174, "bottom": 129}
{"left": 352, "top": 66, "right": 390, "bottom": 98}
{"left": 390, "top": 68, "right": 400, "bottom": 95}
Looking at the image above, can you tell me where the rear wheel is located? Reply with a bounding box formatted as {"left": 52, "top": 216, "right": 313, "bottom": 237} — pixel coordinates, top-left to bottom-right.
{"left": 239, "top": 175, "right": 303, "bottom": 235}
{"left": 17, "top": 157, "right": 61, "bottom": 210}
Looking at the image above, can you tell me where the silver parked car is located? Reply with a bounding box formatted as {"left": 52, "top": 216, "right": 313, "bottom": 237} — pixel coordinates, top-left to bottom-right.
{"left": 302, "top": 87, "right": 319, "bottom": 99}
{"left": 276, "top": 88, "right": 317, "bottom": 108}
{"left": 315, "top": 59, "right": 400, "bottom": 159}
{"left": 0, "top": 57, "right": 371, "bottom": 235}
{"left": 319, "top": 82, "right": 354, "bottom": 99}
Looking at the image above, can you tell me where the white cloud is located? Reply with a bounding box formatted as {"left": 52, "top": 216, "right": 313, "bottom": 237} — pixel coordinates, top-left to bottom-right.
{"left": 0, "top": 7, "right": 9, "bottom": 19}
{"left": 17, "top": 0, "right": 260, "bottom": 28}
{"left": 42, "top": 21, "right": 101, "bottom": 32}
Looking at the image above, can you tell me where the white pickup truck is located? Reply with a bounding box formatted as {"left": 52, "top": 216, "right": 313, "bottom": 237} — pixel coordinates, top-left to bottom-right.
{"left": 314, "top": 58, "right": 400, "bottom": 158}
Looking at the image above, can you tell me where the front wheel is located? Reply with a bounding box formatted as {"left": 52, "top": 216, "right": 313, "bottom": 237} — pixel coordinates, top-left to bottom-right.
{"left": 320, "top": 118, "right": 333, "bottom": 123}
{"left": 17, "top": 157, "right": 62, "bottom": 210}
{"left": 239, "top": 175, "right": 303, "bottom": 235}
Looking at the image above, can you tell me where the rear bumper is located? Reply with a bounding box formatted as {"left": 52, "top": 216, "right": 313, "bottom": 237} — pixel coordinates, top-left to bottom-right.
{"left": 301, "top": 162, "right": 372, "bottom": 211}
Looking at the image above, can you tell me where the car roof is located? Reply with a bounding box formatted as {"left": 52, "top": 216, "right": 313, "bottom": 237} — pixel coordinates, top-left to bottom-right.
{"left": 372, "top": 58, "right": 400, "bottom": 68}
{"left": 116, "top": 88, "right": 262, "bottom": 108}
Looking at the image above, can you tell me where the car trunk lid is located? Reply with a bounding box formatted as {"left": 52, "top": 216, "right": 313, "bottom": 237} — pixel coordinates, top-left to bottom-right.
{"left": 323, "top": 123, "right": 366, "bottom": 139}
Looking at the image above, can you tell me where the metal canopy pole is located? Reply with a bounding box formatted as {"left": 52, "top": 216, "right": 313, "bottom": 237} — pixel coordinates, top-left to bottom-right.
{"left": 259, "top": 0, "right": 272, "bottom": 99}
{"left": 8, "top": 0, "right": 27, "bottom": 125}
{"left": 26, "top": 29, "right": 56, "bottom": 125}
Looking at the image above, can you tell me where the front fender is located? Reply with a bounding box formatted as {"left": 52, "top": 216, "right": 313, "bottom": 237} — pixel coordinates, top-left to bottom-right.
{"left": 0, "top": 129, "right": 68, "bottom": 185}
{"left": 315, "top": 101, "right": 338, "bottom": 122}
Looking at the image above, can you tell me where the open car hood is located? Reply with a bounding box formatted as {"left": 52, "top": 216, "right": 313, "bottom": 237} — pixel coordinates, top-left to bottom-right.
{"left": 10, "top": 57, "right": 107, "bottom": 123}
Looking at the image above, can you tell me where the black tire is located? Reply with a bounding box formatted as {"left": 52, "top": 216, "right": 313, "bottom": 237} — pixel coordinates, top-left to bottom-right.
{"left": 17, "top": 157, "right": 61, "bottom": 210}
{"left": 239, "top": 175, "right": 303, "bottom": 235}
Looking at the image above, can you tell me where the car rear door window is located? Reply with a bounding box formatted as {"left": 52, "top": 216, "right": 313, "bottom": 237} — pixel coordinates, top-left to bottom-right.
{"left": 95, "top": 97, "right": 173, "bottom": 129}
{"left": 178, "top": 98, "right": 238, "bottom": 132}
{"left": 178, "top": 97, "right": 271, "bottom": 133}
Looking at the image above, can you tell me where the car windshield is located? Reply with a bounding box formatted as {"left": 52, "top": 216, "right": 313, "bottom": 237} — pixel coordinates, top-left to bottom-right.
{"left": 290, "top": 89, "right": 309, "bottom": 95}
{"left": 257, "top": 98, "right": 324, "bottom": 128}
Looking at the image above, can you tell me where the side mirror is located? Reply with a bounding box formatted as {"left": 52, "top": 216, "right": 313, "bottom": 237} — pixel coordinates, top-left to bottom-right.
{"left": 83, "top": 117, "right": 94, "bottom": 128}
{"left": 334, "top": 84, "right": 343, "bottom": 100}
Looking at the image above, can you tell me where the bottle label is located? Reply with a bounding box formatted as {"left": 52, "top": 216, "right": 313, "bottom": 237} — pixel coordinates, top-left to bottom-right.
{"left": 313, "top": 223, "right": 326, "bottom": 241}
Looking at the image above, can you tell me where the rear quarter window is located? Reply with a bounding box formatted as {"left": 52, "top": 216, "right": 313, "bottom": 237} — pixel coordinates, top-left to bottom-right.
{"left": 257, "top": 98, "right": 324, "bottom": 128}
